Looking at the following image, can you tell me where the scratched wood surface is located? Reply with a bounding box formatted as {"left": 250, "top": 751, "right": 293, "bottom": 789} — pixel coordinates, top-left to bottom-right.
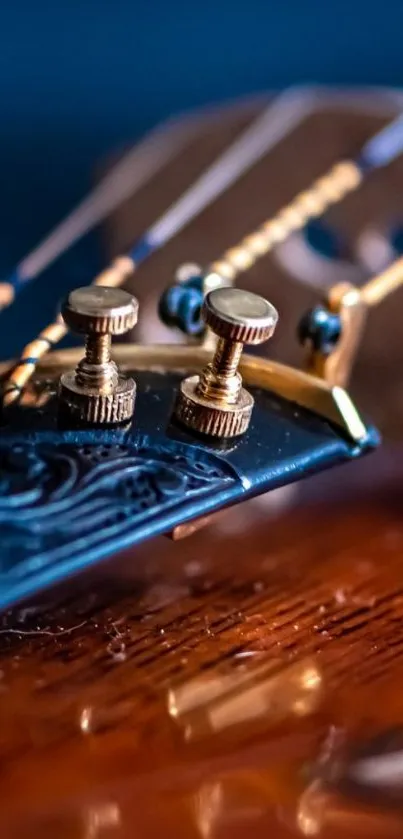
{"left": 2, "top": 97, "right": 403, "bottom": 838}
{"left": 0, "top": 445, "right": 402, "bottom": 838}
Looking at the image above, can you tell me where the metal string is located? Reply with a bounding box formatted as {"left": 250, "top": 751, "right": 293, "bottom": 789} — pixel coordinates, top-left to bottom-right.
{"left": 5, "top": 87, "right": 403, "bottom": 404}
{"left": 2, "top": 88, "right": 315, "bottom": 403}
{"left": 0, "top": 92, "right": 269, "bottom": 311}
{"left": 2, "top": 83, "right": 403, "bottom": 312}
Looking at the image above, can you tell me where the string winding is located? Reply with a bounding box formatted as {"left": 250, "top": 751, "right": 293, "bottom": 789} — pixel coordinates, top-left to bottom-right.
{"left": 5, "top": 94, "right": 403, "bottom": 405}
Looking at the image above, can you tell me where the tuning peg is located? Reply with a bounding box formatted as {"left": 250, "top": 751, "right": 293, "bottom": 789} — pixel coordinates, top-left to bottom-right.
{"left": 175, "top": 287, "right": 278, "bottom": 438}
{"left": 58, "top": 286, "right": 137, "bottom": 424}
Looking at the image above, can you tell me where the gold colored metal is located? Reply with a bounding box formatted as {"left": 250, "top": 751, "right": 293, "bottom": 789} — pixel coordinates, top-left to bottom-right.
{"left": 305, "top": 283, "right": 368, "bottom": 388}
{"left": 210, "top": 161, "right": 362, "bottom": 282}
{"left": 2, "top": 314, "right": 67, "bottom": 407}
{"left": 168, "top": 509, "right": 227, "bottom": 540}
{"left": 2, "top": 256, "right": 135, "bottom": 407}
{"left": 1, "top": 342, "right": 368, "bottom": 442}
{"left": 175, "top": 287, "right": 278, "bottom": 437}
{"left": 303, "top": 259, "right": 403, "bottom": 387}
{"left": 201, "top": 270, "right": 233, "bottom": 351}
{"left": 58, "top": 286, "right": 138, "bottom": 424}
{"left": 2, "top": 160, "right": 363, "bottom": 404}
{"left": 176, "top": 377, "right": 254, "bottom": 438}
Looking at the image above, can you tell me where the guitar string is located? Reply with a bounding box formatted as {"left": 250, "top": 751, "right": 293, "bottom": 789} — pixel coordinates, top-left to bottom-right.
{"left": 0, "top": 117, "right": 193, "bottom": 310}
{"left": 1, "top": 86, "right": 319, "bottom": 403}
{"left": 4, "top": 89, "right": 403, "bottom": 404}
{"left": 359, "top": 255, "right": 403, "bottom": 305}
{"left": 0, "top": 93, "right": 270, "bottom": 311}
{"left": 3, "top": 83, "right": 401, "bottom": 313}
{"left": 207, "top": 114, "right": 403, "bottom": 283}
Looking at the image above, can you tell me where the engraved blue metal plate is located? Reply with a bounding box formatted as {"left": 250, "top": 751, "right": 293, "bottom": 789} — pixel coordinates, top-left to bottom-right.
{"left": 0, "top": 371, "right": 378, "bottom": 611}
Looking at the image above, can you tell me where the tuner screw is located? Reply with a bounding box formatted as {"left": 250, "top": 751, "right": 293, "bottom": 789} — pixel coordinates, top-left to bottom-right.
{"left": 175, "top": 287, "right": 278, "bottom": 438}
{"left": 58, "top": 286, "right": 138, "bottom": 424}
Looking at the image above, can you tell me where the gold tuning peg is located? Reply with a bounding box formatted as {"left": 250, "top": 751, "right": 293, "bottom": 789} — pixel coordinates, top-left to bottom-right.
{"left": 58, "top": 286, "right": 138, "bottom": 424}
{"left": 175, "top": 287, "right": 278, "bottom": 438}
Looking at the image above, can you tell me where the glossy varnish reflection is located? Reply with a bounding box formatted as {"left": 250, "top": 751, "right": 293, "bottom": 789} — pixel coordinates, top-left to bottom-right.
{"left": 2, "top": 96, "right": 403, "bottom": 839}
{"left": 0, "top": 449, "right": 402, "bottom": 836}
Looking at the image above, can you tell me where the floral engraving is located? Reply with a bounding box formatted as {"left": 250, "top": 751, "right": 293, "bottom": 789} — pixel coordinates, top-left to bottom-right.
{"left": 0, "top": 439, "right": 236, "bottom": 583}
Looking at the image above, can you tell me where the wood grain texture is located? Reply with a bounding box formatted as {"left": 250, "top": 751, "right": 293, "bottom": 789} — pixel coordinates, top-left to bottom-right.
{"left": 0, "top": 445, "right": 402, "bottom": 838}
{"left": 2, "top": 98, "right": 403, "bottom": 838}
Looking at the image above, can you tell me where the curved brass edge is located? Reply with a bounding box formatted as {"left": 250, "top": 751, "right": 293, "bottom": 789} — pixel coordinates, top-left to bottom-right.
{"left": 304, "top": 283, "right": 368, "bottom": 388}
{"left": 0, "top": 344, "right": 368, "bottom": 442}
{"left": 240, "top": 354, "right": 368, "bottom": 443}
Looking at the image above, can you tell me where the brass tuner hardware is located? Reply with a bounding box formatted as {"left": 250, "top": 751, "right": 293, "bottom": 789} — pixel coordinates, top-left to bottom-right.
{"left": 58, "top": 286, "right": 138, "bottom": 424}
{"left": 175, "top": 287, "right": 278, "bottom": 438}
{"left": 298, "top": 258, "right": 403, "bottom": 388}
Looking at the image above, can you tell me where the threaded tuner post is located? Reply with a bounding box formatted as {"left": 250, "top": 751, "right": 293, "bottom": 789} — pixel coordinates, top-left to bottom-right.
{"left": 175, "top": 287, "right": 278, "bottom": 438}
{"left": 58, "top": 286, "right": 138, "bottom": 424}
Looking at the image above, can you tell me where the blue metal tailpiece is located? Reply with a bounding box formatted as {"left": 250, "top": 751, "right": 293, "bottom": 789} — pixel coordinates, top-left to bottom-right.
{"left": 0, "top": 362, "right": 378, "bottom": 613}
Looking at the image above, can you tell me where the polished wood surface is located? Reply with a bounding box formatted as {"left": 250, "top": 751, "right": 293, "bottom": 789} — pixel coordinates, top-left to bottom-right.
{"left": 2, "top": 95, "right": 403, "bottom": 838}
{"left": 0, "top": 446, "right": 402, "bottom": 838}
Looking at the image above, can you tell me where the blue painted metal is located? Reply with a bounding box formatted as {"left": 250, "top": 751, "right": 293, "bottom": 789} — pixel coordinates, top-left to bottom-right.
{"left": 159, "top": 273, "right": 204, "bottom": 336}
{"left": 298, "top": 305, "right": 342, "bottom": 355}
{"left": 0, "top": 371, "right": 378, "bottom": 611}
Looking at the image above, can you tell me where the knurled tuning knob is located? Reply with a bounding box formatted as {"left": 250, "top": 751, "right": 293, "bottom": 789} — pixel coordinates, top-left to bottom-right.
{"left": 175, "top": 287, "right": 278, "bottom": 438}
{"left": 58, "top": 286, "right": 138, "bottom": 424}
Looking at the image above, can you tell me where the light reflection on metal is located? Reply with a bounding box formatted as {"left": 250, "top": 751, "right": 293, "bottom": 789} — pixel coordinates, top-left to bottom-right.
{"left": 168, "top": 656, "right": 323, "bottom": 741}
{"left": 168, "top": 509, "right": 227, "bottom": 540}
{"left": 305, "top": 256, "right": 403, "bottom": 388}
{"left": 18, "top": 343, "right": 369, "bottom": 442}
{"left": 175, "top": 288, "right": 279, "bottom": 438}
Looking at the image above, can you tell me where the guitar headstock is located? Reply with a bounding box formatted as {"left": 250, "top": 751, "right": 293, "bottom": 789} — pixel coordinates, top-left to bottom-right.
{"left": 3, "top": 85, "right": 403, "bottom": 610}
{"left": 0, "top": 299, "right": 376, "bottom": 612}
{"left": 3, "top": 89, "right": 403, "bottom": 839}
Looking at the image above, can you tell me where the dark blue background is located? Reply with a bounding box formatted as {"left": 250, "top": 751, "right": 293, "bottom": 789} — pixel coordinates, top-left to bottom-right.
{"left": 1, "top": 0, "right": 402, "bottom": 355}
